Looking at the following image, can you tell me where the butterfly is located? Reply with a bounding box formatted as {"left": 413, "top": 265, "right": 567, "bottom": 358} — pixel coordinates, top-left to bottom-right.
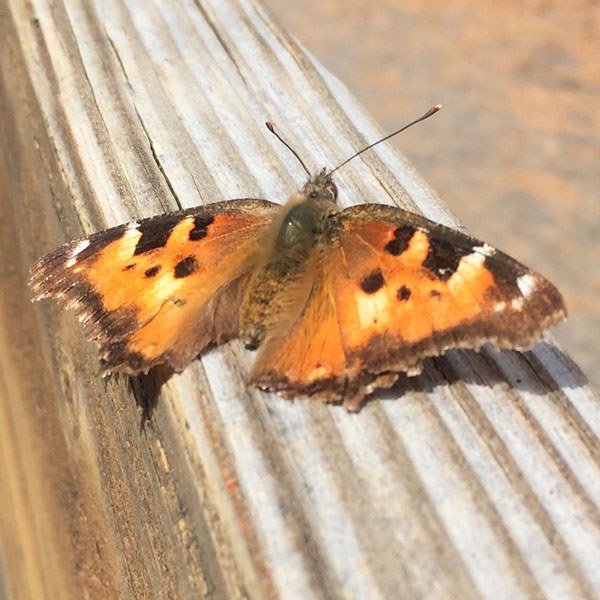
{"left": 29, "top": 109, "right": 566, "bottom": 411}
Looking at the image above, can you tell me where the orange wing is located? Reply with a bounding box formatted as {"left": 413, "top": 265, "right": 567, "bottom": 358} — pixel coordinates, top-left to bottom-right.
{"left": 30, "top": 200, "right": 279, "bottom": 373}
{"left": 250, "top": 253, "right": 355, "bottom": 401}
{"left": 252, "top": 204, "right": 566, "bottom": 410}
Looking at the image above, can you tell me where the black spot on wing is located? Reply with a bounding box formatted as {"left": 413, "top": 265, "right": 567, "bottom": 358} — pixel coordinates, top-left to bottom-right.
{"left": 385, "top": 225, "right": 415, "bottom": 256}
{"left": 174, "top": 255, "right": 198, "bottom": 278}
{"left": 397, "top": 285, "right": 411, "bottom": 301}
{"left": 360, "top": 269, "right": 385, "bottom": 294}
{"left": 422, "top": 237, "right": 473, "bottom": 281}
{"left": 189, "top": 214, "right": 215, "bottom": 241}
{"left": 145, "top": 265, "right": 161, "bottom": 278}
{"left": 123, "top": 263, "right": 136, "bottom": 271}
{"left": 134, "top": 218, "right": 179, "bottom": 256}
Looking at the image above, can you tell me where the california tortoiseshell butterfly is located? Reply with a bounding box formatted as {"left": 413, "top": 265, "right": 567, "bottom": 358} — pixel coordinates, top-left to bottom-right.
{"left": 30, "top": 107, "right": 566, "bottom": 411}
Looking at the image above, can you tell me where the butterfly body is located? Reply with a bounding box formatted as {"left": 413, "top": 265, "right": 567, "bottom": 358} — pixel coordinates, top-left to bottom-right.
{"left": 239, "top": 171, "right": 338, "bottom": 348}
{"left": 30, "top": 169, "right": 566, "bottom": 410}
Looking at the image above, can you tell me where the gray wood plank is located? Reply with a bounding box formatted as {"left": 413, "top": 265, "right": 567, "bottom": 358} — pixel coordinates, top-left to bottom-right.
{"left": 1, "top": 0, "right": 598, "bottom": 598}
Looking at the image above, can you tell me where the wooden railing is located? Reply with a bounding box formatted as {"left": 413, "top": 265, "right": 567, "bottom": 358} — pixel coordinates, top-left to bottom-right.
{"left": 1, "top": 0, "right": 598, "bottom": 598}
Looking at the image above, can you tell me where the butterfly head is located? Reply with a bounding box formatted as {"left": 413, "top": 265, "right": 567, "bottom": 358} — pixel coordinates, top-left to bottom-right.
{"left": 301, "top": 168, "right": 338, "bottom": 206}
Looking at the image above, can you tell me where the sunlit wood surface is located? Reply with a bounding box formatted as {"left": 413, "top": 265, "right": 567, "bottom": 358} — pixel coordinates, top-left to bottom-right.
{"left": 1, "top": 0, "right": 598, "bottom": 598}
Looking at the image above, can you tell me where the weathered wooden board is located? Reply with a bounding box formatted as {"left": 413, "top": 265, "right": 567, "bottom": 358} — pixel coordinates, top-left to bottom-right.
{"left": 0, "top": 0, "right": 598, "bottom": 598}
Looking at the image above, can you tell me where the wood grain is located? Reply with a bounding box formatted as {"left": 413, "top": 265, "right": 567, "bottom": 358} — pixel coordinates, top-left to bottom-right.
{"left": 1, "top": 0, "right": 598, "bottom": 598}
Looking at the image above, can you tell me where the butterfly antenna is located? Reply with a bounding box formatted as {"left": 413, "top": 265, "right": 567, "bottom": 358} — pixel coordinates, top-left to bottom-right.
{"left": 329, "top": 104, "right": 442, "bottom": 175}
{"left": 265, "top": 121, "right": 311, "bottom": 178}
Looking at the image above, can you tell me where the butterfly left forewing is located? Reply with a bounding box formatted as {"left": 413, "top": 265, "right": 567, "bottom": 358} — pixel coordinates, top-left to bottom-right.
{"left": 329, "top": 204, "right": 566, "bottom": 385}
{"left": 30, "top": 200, "right": 280, "bottom": 373}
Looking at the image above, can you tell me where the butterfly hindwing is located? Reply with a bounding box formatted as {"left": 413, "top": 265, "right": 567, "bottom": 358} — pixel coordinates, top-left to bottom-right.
{"left": 30, "top": 200, "right": 280, "bottom": 373}
{"left": 249, "top": 252, "right": 352, "bottom": 399}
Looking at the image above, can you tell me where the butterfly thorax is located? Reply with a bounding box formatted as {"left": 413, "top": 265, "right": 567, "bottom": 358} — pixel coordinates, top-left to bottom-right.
{"left": 239, "top": 171, "right": 339, "bottom": 348}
